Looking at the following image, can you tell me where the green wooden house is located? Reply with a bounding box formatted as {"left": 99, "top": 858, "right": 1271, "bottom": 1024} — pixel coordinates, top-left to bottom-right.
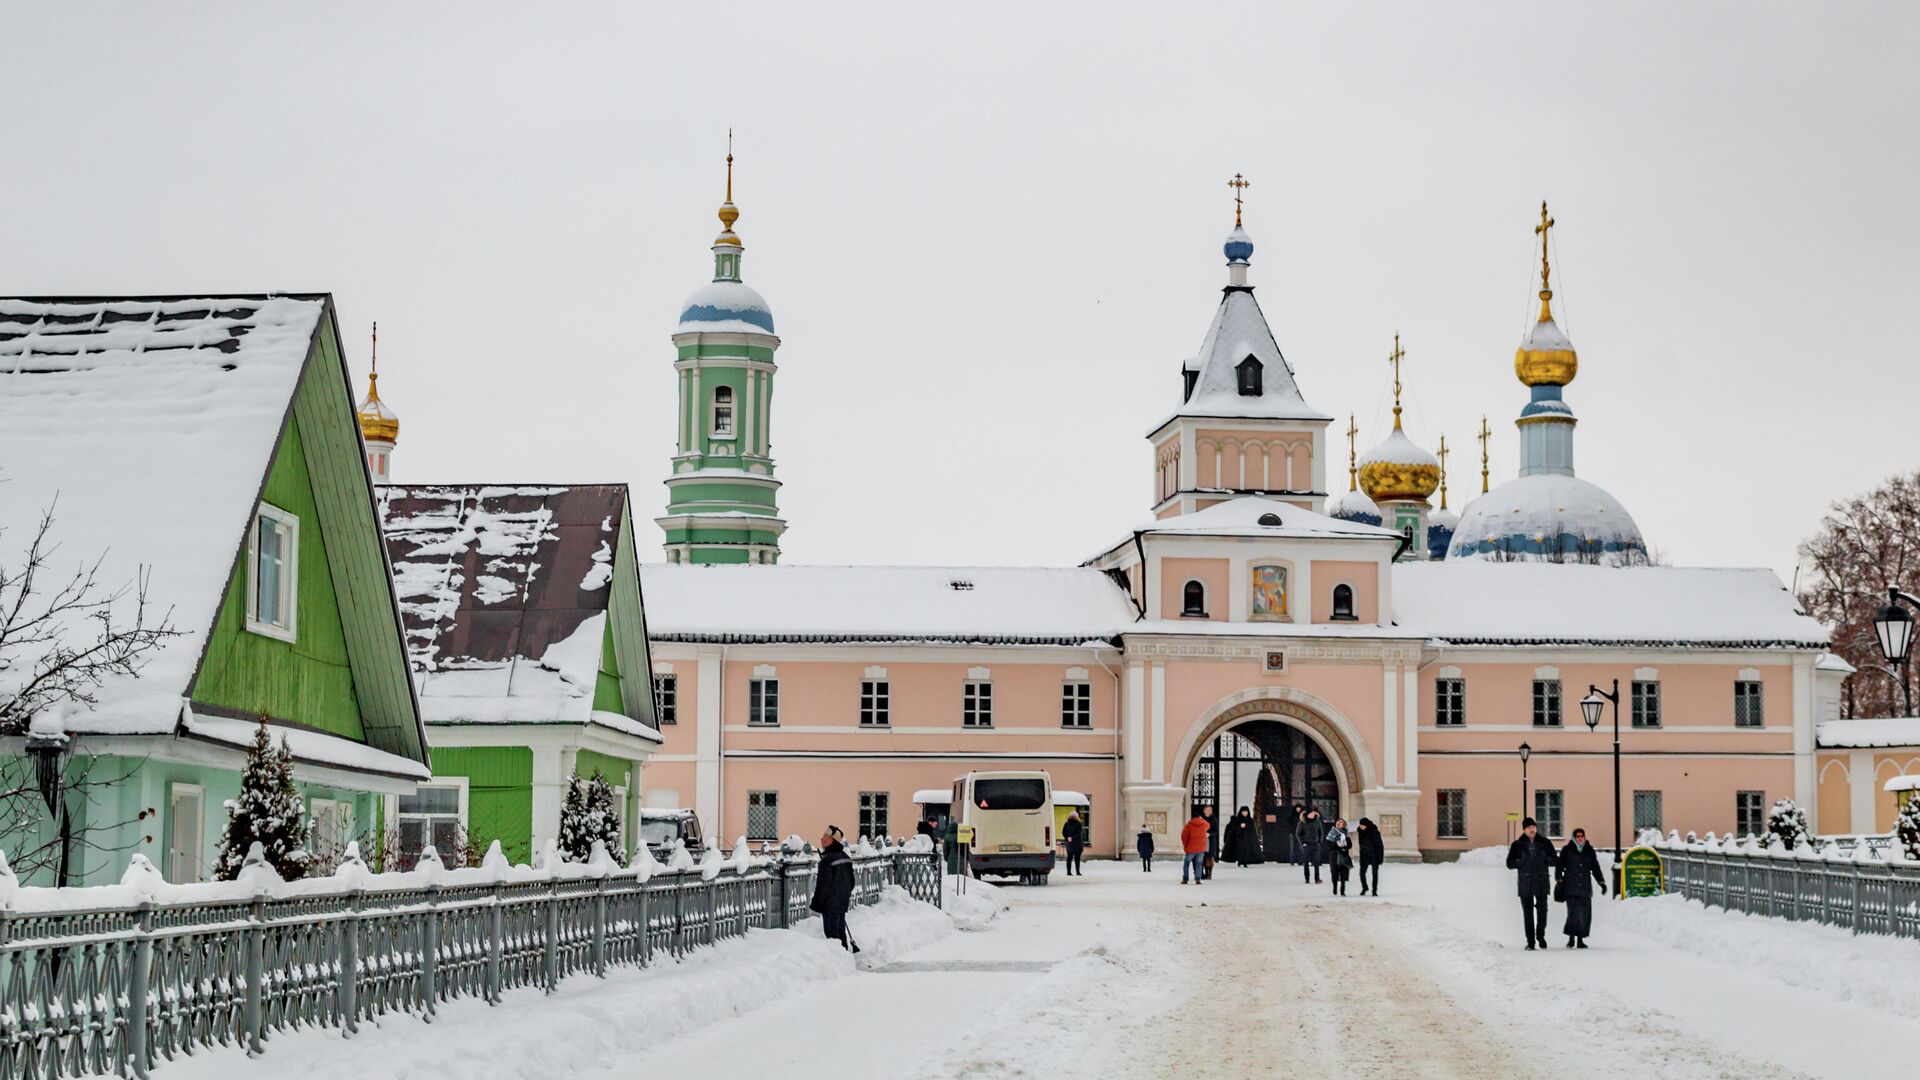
{"left": 0, "top": 295, "right": 431, "bottom": 886}
{"left": 377, "top": 484, "right": 662, "bottom": 865}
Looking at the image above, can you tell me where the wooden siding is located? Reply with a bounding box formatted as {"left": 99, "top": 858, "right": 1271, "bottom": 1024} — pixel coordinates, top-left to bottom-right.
{"left": 594, "top": 621, "right": 624, "bottom": 713}
{"left": 430, "top": 746, "right": 534, "bottom": 864}
{"left": 575, "top": 748, "right": 634, "bottom": 792}
{"left": 291, "top": 313, "right": 427, "bottom": 765}
{"left": 608, "top": 504, "right": 660, "bottom": 727}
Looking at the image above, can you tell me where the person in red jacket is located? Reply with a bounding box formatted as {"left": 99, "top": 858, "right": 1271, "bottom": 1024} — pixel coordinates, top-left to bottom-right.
{"left": 1180, "top": 812, "right": 1210, "bottom": 884}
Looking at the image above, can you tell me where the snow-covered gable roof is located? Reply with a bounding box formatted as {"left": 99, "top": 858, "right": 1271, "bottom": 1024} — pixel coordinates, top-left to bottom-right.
{"left": 1817, "top": 718, "right": 1920, "bottom": 750}
{"left": 640, "top": 564, "right": 1138, "bottom": 645}
{"left": 1393, "top": 562, "right": 1829, "bottom": 649}
{"left": 378, "top": 484, "right": 629, "bottom": 725}
{"left": 1136, "top": 497, "right": 1400, "bottom": 543}
{"left": 1162, "top": 289, "right": 1330, "bottom": 424}
{"left": 0, "top": 296, "right": 330, "bottom": 734}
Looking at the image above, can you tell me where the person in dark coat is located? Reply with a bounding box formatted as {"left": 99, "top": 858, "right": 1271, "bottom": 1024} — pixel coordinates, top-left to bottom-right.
{"left": 916, "top": 817, "right": 939, "bottom": 842}
{"left": 1294, "top": 809, "right": 1325, "bottom": 883}
{"left": 1556, "top": 827, "right": 1609, "bottom": 948}
{"left": 1507, "top": 817, "right": 1558, "bottom": 950}
{"left": 1355, "top": 817, "right": 1385, "bottom": 896}
{"left": 1062, "top": 811, "right": 1086, "bottom": 876}
{"left": 809, "top": 825, "right": 859, "bottom": 953}
{"left": 1283, "top": 803, "right": 1303, "bottom": 865}
{"left": 1200, "top": 804, "right": 1218, "bottom": 879}
{"left": 1136, "top": 824, "right": 1155, "bottom": 871}
{"left": 1324, "top": 818, "right": 1353, "bottom": 896}
{"left": 1226, "top": 806, "right": 1258, "bottom": 868}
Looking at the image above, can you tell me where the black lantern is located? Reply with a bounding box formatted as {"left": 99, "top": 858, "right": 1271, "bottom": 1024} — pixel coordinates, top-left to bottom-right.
{"left": 1580, "top": 691, "right": 1606, "bottom": 731}
{"left": 25, "top": 731, "right": 71, "bottom": 816}
{"left": 1518, "top": 742, "right": 1531, "bottom": 764}
{"left": 1876, "top": 601, "right": 1915, "bottom": 665}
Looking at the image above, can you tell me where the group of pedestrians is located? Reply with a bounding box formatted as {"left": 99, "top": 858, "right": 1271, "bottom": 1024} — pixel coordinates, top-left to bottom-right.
{"left": 1507, "top": 818, "right": 1609, "bottom": 949}
{"left": 1153, "top": 802, "right": 1382, "bottom": 897}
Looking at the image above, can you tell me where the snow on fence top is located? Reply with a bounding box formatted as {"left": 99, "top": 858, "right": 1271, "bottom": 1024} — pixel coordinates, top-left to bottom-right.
{"left": 639, "top": 564, "right": 1140, "bottom": 645}
{"left": 1818, "top": 718, "right": 1920, "bottom": 750}
{"left": 0, "top": 296, "right": 328, "bottom": 734}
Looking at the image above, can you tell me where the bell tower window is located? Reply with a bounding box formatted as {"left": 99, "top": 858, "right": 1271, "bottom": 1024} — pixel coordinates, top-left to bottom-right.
{"left": 1332, "top": 583, "right": 1355, "bottom": 621}
{"left": 711, "top": 386, "right": 734, "bottom": 439}
{"left": 1236, "top": 356, "right": 1263, "bottom": 396}
{"left": 1183, "top": 369, "right": 1198, "bottom": 401}
{"left": 1182, "top": 580, "right": 1207, "bottom": 618}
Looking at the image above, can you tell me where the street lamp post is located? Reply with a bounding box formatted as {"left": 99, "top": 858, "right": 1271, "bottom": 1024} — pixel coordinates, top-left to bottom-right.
{"left": 1518, "top": 742, "right": 1532, "bottom": 831}
{"left": 1873, "top": 588, "right": 1919, "bottom": 717}
{"left": 1580, "top": 680, "right": 1621, "bottom": 896}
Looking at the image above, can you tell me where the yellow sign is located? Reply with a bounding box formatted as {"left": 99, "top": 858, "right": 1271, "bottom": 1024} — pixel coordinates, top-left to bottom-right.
{"left": 956, "top": 825, "right": 975, "bottom": 845}
{"left": 1505, "top": 811, "right": 1522, "bottom": 822}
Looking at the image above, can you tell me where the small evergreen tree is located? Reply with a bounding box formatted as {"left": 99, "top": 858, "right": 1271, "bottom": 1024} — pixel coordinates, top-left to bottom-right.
{"left": 214, "top": 716, "right": 310, "bottom": 881}
{"left": 1767, "top": 798, "right": 1810, "bottom": 851}
{"left": 557, "top": 769, "right": 624, "bottom": 866}
{"left": 1898, "top": 792, "right": 1920, "bottom": 862}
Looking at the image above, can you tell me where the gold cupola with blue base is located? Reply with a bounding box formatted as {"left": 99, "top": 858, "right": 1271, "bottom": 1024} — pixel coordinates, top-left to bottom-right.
{"left": 1358, "top": 334, "right": 1439, "bottom": 560}
{"left": 1448, "top": 204, "right": 1648, "bottom": 564}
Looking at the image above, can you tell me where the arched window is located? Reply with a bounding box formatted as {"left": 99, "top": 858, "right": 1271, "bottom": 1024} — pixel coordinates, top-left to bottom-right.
{"left": 1182, "top": 580, "right": 1207, "bottom": 617}
{"left": 1332, "top": 583, "right": 1355, "bottom": 621}
{"left": 1236, "top": 356, "right": 1263, "bottom": 396}
{"left": 711, "top": 386, "right": 734, "bottom": 438}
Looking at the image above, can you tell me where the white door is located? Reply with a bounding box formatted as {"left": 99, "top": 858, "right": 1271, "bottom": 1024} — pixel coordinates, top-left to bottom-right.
{"left": 310, "top": 799, "right": 355, "bottom": 872}
{"left": 167, "top": 785, "right": 205, "bottom": 882}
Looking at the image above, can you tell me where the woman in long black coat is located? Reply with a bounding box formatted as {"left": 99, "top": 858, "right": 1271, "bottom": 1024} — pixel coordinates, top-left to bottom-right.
{"left": 1556, "top": 827, "right": 1609, "bottom": 948}
{"left": 1354, "top": 817, "right": 1385, "bottom": 896}
{"left": 1225, "top": 806, "right": 1258, "bottom": 867}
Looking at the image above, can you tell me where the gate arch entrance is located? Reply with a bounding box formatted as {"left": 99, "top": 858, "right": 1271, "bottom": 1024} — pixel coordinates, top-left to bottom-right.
{"left": 1190, "top": 720, "right": 1340, "bottom": 862}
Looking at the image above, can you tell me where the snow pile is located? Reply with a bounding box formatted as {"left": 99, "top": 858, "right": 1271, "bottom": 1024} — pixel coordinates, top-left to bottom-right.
{"left": 1455, "top": 845, "right": 1512, "bottom": 868}
{"left": 1817, "top": 716, "right": 1920, "bottom": 749}
{"left": 940, "top": 874, "right": 1006, "bottom": 930}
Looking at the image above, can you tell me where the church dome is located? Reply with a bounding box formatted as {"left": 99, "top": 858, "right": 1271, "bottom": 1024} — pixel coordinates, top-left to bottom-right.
{"left": 1446, "top": 473, "right": 1647, "bottom": 564}
{"left": 1515, "top": 296, "right": 1578, "bottom": 387}
{"left": 1326, "top": 488, "right": 1382, "bottom": 526}
{"left": 1223, "top": 225, "right": 1254, "bottom": 265}
{"left": 677, "top": 280, "right": 775, "bottom": 335}
{"left": 357, "top": 385, "right": 397, "bottom": 444}
{"left": 1358, "top": 426, "right": 1439, "bottom": 503}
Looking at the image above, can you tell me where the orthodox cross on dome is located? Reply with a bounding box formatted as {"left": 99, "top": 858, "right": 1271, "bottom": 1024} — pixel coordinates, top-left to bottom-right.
{"left": 1387, "top": 333, "right": 1407, "bottom": 430}
{"left": 1534, "top": 200, "right": 1555, "bottom": 299}
{"left": 1228, "top": 173, "right": 1249, "bottom": 227}
{"left": 1477, "top": 415, "right": 1491, "bottom": 494}
{"left": 1437, "top": 434, "right": 1450, "bottom": 510}
{"left": 1346, "top": 414, "right": 1360, "bottom": 491}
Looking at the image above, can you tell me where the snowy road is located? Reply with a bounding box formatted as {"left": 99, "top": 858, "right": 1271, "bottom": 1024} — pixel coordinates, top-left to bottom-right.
{"left": 163, "top": 857, "right": 1920, "bottom": 1080}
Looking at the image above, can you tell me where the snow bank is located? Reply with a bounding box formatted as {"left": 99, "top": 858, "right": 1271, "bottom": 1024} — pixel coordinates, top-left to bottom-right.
{"left": 940, "top": 874, "right": 1007, "bottom": 931}
{"left": 1455, "top": 845, "right": 1510, "bottom": 868}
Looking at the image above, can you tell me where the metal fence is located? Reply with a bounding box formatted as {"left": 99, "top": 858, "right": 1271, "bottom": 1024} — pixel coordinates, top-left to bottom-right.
{"left": 1654, "top": 840, "right": 1920, "bottom": 938}
{"left": 0, "top": 846, "right": 943, "bottom": 1079}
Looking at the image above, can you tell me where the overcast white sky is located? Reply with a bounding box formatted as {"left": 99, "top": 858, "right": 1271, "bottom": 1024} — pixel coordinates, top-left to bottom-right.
{"left": 5, "top": 4, "right": 1916, "bottom": 584}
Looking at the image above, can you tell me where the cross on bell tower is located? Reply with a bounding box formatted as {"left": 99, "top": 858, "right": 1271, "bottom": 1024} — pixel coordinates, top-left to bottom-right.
{"left": 1228, "top": 173, "right": 1250, "bottom": 227}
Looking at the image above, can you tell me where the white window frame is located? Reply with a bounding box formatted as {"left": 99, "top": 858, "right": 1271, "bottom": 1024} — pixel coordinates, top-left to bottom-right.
{"left": 1534, "top": 789, "right": 1565, "bottom": 839}
{"left": 710, "top": 386, "right": 736, "bottom": 440}
{"left": 245, "top": 502, "right": 299, "bottom": 642}
{"left": 386, "top": 777, "right": 470, "bottom": 858}
{"left": 1435, "top": 678, "right": 1466, "bottom": 727}
{"left": 860, "top": 679, "right": 890, "bottom": 727}
{"left": 1734, "top": 679, "right": 1765, "bottom": 728}
{"left": 858, "top": 791, "right": 890, "bottom": 841}
{"left": 1061, "top": 681, "right": 1092, "bottom": 729}
{"left": 167, "top": 783, "right": 207, "bottom": 883}
{"left": 1631, "top": 679, "right": 1661, "bottom": 728}
{"left": 749, "top": 678, "right": 780, "bottom": 726}
{"left": 962, "top": 681, "right": 994, "bottom": 728}
{"left": 747, "top": 789, "right": 780, "bottom": 842}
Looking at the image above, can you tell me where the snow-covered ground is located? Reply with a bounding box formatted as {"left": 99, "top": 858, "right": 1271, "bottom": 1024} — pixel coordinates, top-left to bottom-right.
{"left": 159, "top": 860, "right": 1920, "bottom": 1079}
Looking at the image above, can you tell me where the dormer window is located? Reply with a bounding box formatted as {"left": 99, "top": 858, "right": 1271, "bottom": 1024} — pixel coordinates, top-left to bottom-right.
{"left": 1182, "top": 580, "right": 1207, "bottom": 617}
{"left": 1183, "top": 369, "right": 1198, "bottom": 401}
{"left": 1236, "top": 356, "right": 1263, "bottom": 396}
{"left": 1332, "top": 583, "right": 1356, "bottom": 621}
{"left": 711, "top": 386, "right": 734, "bottom": 439}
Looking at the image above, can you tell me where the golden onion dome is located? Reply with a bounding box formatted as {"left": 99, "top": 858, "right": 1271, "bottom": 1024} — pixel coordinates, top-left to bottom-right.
{"left": 1515, "top": 290, "right": 1578, "bottom": 387}
{"left": 1357, "top": 423, "right": 1439, "bottom": 503}
{"left": 358, "top": 371, "right": 398, "bottom": 444}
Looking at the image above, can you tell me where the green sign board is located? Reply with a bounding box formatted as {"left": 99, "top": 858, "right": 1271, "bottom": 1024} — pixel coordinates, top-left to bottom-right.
{"left": 1621, "top": 845, "right": 1664, "bottom": 898}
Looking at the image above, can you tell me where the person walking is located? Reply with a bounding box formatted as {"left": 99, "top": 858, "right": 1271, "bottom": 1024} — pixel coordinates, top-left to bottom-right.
{"left": 809, "top": 825, "right": 859, "bottom": 953}
{"left": 1180, "top": 811, "right": 1210, "bottom": 885}
{"left": 1325, "top": 817, "right": 1353, "bottom": 896}
{"left": 1355, "top": 817, "right": 1385, "bottom": 896}
{"left": 1294, "top": 808, "right": 1325, "bottom": 884}
{"left": 1062, "top": 810, "right": 1086, "bottom": 877}
{"left": 1557, "top": 827, "right": 1609, "bottom": 948}
{"left": 1227, "top": 806, "right": 1258, "bottom": 868}
{"left": 1284, "top": 803, "right": 1303, "bottom": 866}
{"left": 1137, "top": 823, "right": 1155, "bottom": 871}
{"left": 1506, "top": 817, "right": 1558, "bottom": 950}
{"left": 1200, "top": 804, "right": 1218, "bottom": 880}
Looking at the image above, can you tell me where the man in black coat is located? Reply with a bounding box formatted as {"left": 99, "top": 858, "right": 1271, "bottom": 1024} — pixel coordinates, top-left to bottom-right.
{"left": 1283, "top": 803, "right": 1303, "bottom": 865}
{"left": 1355, "top": 817, "right": 1386, "bottom": 896}
{"left": 1556, "top": 827, "right": 1609, "bottom": 948}
{"left": 1294, "top": 809, "right": 1326, "bottom": 883}
{"left": 1226, "top": 806, "right": 1258, "bottom": 868}
{"left": 1061, "top": 811, "right": 1086, "bottom": 876}
{"left": 1507, "top": 817, "right": 1558, "bottom": 950}
{"left": 809, "top": 825, "right": 859, "bottom": 953}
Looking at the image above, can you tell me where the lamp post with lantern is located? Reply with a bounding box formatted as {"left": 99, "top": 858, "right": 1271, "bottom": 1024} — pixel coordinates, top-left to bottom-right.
{"left": 1580, "top": 680, "right": 1622, "bottom": 896}
{"left": 1873, "top": 588, "right": 1919, "bottom": 717}
{"left": 1518, "top": 742, "right": 1532, "bottom": 837}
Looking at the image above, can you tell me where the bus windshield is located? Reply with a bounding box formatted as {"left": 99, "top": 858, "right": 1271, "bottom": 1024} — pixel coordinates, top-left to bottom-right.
{"left": 973, "top": 778, "right": 1047, "bottom": 810}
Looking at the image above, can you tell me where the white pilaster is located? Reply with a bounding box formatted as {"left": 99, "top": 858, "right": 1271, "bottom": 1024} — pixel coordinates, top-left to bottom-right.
{"left": 529, "top": 745, "right": 576, "bottom": 854}
{"left": 1381, "top": 666, "right": 1399, "bottom": 786}
{"left": 1792, "top": 655, "right": 1816, "bottom": 828}
{"left": 1126, "top": 662, "right": 1146, "bottom": 782}
{"left": 1150, "top": 661, "right": 1167, "bottom": 783}
{"left": 1402, "top": 666, "right": 1419, "bottom": 787}
{"left": 697, "top": 648, "right": 724, "bottom": 840}
{"left": 1849, "top": 748, "right": 1876, "bottom": 834}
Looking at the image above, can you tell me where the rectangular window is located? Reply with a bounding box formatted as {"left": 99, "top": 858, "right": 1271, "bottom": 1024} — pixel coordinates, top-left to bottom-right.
{"left": 246, "top": 503, "right": 299, "bottom": 641}
{"left": 860, "top": 680, "right": 890, "bottom": 727}
{"left": 1061, "top": 681, "right": 1092, "bottom": 728}
{"left": 858, "top": 791, "right": 890, "bottom": 841}
{"left": 1435, "top": 678, "right": 1465, "bottom": 727}
{"left": 747, "top": 790, "right": 779, "bottom": 842}
{"left": 749, "top": 678, "right": 780, "bottom": 726}
{"left": 396, "top": 782, "right": 466, "bottom": 863}
{"left": 1436, "top": 788, "right": 1467, "bottom": 839}
{"left": 1735, "top": 680, "right": 1764, "bottom": 727}
{"left": 1534, "top": 789, "right": 1565, "bottom": 838}
{"left": 653, "top": 674, "right": 678, "bottom": 725}
{"left": 1531, "top": 679, "right": 1562, "bottom": 727}
{"left": 1633, "top": 790, "right": 1663, "bottom": 835}
{"left": 1631, "top": 680, "right": 1661, "bottom": 728}
{"left": 166, "top": 783, "right": 206, "bottom": 883}
{"left": 309, "top": 798, "right": 356, "bottom": 872}
{"left": 963, "top": 681, "right": 993, "bottom": 728}
{"left": 1736, "top": 791, "right": 1765, "bottom": 838}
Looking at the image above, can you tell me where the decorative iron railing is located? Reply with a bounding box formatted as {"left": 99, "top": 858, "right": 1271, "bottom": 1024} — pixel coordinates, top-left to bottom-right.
{"left": 1650, "top": 835, "right": 1920, "bottom": 938}
{"left": 0, "top": 842, "right": 942, "bottom": 1078}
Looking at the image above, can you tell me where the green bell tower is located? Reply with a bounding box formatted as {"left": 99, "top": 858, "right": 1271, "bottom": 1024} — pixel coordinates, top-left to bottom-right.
{"left": 658, "top": 146, "right": 786, "bottom": 564}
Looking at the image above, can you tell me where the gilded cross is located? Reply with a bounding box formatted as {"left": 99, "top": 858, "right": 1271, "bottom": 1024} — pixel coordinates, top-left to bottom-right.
{"left": 1346, "top": 414, "right": 1360, "bottom": 489}
{"left": 1387, "top": 333, "right": 1406, "bottom": 426}
{"left": 1535, "top": 200, "right": 1555, "bottom": 293}
{"left": 1477, "top": 415, "right": 1491, "bottom": 494}
{"left": 1437, "top": 434, "right": 1450, "bottom": 510}
{"left": 1229, "top": 173, "right": 1250, "bottom": 226}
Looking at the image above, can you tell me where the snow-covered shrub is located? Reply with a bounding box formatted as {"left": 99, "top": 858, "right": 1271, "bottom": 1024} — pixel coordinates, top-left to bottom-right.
{"left": 1898, "top": 792, "right": 1920, "bottom": 862}
{"left": 214, "top": 717, "right": 309, "bottom": 881}
{"left": 558, "top": 770, "right": 624, "bottom": 866}
{"left": 1768, "top": 799, "right": 1810, "bottom": 851}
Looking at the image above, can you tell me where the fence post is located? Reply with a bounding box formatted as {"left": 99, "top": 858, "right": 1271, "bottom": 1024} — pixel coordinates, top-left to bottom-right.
{"left": 339, "top": 890, "right": 362, "bottom": 1036}
{"left": 421, "top": 883, "right": 440, "bottom": 1018}
{"left": 485, "top": 882, "right": 504, "bottom": 1005}
{"left": 773, "top": 857, "right": 790, "bottom": 929}
{"left": 1851, "top": 863, "right": 1864, "bottom": 935}
{"left": 243, "top": 895, "right": 266, "bottom": 1055}
{"left": 542, "top": 882, "right": 560, "bottom": 994}
{"left": 637, "top": 883, "right": 651, "bottom": 967}
{"left": 127, "top": 902, "right": 152, "bottom": 1080}
{"left": 591, "top": 878, "right": 608, "bottom": 978}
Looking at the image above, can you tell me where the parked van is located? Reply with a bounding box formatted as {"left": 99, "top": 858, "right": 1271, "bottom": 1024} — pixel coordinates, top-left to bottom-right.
{"left": 952, "top": 771, "right": 1055, "bottom": 884}
{"left": 638, "top": 808, "right": 705, "bottom": 861}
